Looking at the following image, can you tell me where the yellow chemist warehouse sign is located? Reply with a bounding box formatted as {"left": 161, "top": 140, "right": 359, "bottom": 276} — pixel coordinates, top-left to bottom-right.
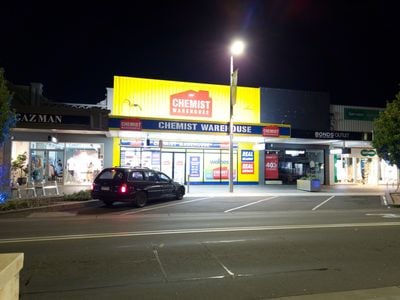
{"left": 113, "top": 76, "right": 260, "bottom": 123}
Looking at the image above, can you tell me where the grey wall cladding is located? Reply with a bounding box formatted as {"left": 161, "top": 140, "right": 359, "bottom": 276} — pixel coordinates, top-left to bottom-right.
{"left": 260, "top": 88, "right": 330, "bottom": 131}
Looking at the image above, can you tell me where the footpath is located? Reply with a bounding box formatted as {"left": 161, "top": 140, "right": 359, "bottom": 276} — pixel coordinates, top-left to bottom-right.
{"left": 1, "top": 184, "right": 396, "bottom": 215}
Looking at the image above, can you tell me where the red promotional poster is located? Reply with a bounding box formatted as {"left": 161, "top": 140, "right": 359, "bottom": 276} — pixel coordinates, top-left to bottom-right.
{"left": 120, "top": 119, "right": 142, "bottom": 131}
{"left": 262, "top": 125, "right": 280, "bottom": 137}
{"left": 241, "top": 162, "right": 254, "bottom": 174}
{"left": 213, "top": 166, "right": 229, "bottom": 179}
{"left": 170, "top": 90, "right": 212, "bottom": 117}
{"left": 265, "top": 153, "right": 279, "bottom": 179}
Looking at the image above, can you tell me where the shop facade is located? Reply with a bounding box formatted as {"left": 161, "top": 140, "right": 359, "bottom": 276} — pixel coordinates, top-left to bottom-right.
{"left": 7, "top": 83, "right": 112, "bottom": 187}
{"left": 329, "top": 105, "right": 397, "bottom": 186}
{"left": 108, "top": 76, "right": 291, "bottom": 185}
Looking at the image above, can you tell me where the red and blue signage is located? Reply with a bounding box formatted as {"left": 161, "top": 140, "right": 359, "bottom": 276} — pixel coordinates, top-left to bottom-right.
{"left": 110, "top": 117, "right": 291, "bottom": 137}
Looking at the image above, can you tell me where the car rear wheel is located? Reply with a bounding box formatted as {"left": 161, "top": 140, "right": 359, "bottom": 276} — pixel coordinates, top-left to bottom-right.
{"left": 175, "top": 187, "right": 184, "bottom": 200}
{"left": 134, "top": 192, "right": 147, "bottom": 208}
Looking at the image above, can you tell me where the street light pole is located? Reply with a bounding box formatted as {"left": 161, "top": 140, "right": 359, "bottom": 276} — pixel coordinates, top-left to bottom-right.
{"left": 228, "top": 40, "right": 244, "bottom": 193}
{"left": 229, "top": 55, "right": 234, "bottom": 193}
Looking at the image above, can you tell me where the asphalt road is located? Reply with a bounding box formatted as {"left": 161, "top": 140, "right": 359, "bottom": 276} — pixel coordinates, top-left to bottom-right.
{"left": 1, "top": 194, "right": 400, "bottom": 299}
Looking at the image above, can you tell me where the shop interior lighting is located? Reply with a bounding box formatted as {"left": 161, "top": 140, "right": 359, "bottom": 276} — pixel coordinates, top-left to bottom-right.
{"left": 285, "top": 150, "right": 305, "bottom": 156}
{"left": 253, "top": 143, "right": 266, "bottom": 150}
{"left": 330, "top": 148, "right": 343, "bottom": 154}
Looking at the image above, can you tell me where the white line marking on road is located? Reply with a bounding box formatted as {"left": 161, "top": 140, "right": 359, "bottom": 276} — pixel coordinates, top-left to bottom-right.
{"left": 224, "top": 196, "right": 279, "bottom": 213}
{"left": 3, "top": 222, "right": 400, "bottom": 244}
{"left": 383, "top": 195, "right": 388, "bottom": 206}
{"left": 312, "top": 196, "right": 335, "bottom": 211}
{"left": 366, "top": 213, "right": 400, "bottom": 218}
{"left": 203, "top": 239, "right": 246, "bottom": 244}
{"left": 153, "top": 246, "right": 168, "bottom": 281}
{"left": 122, "top": 197, "right": 212, "bottom": 215}
{"left": 202, "top": 243, "right": 235, "bottom": 277}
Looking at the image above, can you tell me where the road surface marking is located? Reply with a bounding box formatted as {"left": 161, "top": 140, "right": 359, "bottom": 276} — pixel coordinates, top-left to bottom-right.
{"left": 312, "top": 196, "right": 335, "bottom": 211}
{"left": 122, "top": 197, "right": 212, "bottom": 215}
{"left": 203, "top": 239, "right": 246, "bottom": 244}
{"left": 202, "top": 243, "right": 235, "bottom": 277}
{"left": 153, "top": 246, "right": 168, "bottom": 281}
{"left": 224, "top": 196, "right": 279, "bottom": 213}
{"left": 2, "top": 221, "right": 400, "bottom": 244}
{"left": 366, "top": 213, "right": 400, "bottom": 218}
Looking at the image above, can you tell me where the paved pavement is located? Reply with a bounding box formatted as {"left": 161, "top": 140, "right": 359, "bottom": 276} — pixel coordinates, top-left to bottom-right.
{"left": 4, "top": 183, "right": 397, "bottom": 216}
{"left": 60, "top": 183, "right": 389, "bottom": 197}
{"left": 185, "top": 183, "right": 388, "bottom": 197}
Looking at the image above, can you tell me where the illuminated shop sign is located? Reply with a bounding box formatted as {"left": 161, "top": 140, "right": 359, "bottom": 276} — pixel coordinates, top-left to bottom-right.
{"left": 262, "top": 125, "right": 280, "bottom": 137}
{"left": 110, "top": 118, "right": 291, "bottom": 137}
{"left": 361, "top": 149, "right": 376, "bottom": 157}
{"left": 120, "top": 119, "right": 142, "bottom": 130}
{"left": 291, "top": 129, "right": 371, "bottom": 141}
{"left": 17, "top": 113, "right": 62, "bottom": 124}
{"left": 170, "top": 90, "right": 212, "bottom": 117}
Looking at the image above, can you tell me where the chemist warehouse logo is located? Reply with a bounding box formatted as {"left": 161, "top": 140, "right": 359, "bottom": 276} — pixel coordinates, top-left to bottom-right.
{"left": 170, "top": 90, "right": 212, "bottom": 118}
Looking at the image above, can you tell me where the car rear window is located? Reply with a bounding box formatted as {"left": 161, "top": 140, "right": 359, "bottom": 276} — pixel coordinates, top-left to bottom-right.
{"left": 128, "top": 171, "right": 144, "bottom": 181}
{"left": 97, "top": 169, "right": 125, "bottom": 180}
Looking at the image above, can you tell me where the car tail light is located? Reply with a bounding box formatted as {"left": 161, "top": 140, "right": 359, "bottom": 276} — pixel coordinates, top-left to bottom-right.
{"left": 119, "top": 183, "right": 128, "bottom": 193}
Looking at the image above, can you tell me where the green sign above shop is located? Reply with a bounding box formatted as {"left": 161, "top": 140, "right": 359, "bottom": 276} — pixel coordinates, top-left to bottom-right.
{"left": 344, "top": 108, "right": 382, "bottom": 121}
{"left": 361, "top": 149, "right": 376, "bottom": 157}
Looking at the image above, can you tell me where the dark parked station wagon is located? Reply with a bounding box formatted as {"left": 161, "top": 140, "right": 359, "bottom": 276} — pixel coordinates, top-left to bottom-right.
{"left": 91, "top": 167, "right": 185, "bottom": 207}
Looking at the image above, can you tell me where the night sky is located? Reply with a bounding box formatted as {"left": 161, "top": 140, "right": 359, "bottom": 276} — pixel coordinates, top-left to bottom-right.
{"left": 1, "top": 0, "right": 399, "bottom": 107}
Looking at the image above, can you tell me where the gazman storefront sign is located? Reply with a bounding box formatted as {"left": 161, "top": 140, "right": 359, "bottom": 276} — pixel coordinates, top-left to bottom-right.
{"left": 112, "top": 76, "right": 260, "bottom": 123}
{"left": 109, "top": 117, "right": 291, "bottom": 137}
{"left": 16, "top": 112, "right": 90, "bottom": 127}
{"left": 170, "top": 90, "right": 212, "bottom": 117}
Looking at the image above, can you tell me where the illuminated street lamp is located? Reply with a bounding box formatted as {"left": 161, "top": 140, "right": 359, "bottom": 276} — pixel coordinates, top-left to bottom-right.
{"left": 229, "top": 40, "right": 245, "bottom": 193}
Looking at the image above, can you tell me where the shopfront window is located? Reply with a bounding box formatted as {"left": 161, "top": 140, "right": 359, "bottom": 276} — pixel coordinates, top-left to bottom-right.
{"left": 334, "top": 151, "right": 380, "bottom": 185}
{"left": 379, "top": 158, "right": 398, "bottom": 185}
{"left": 65, "top": 144, "right": 103, "bottom": 185}
{"left": 120, "top": 147, "right": 238, "bottom": 184}
{"left": 11, "top": 141, "right": 103, "bottom": 186}
{"left": 269, "top": 149, "right": 324, "bottom": 184}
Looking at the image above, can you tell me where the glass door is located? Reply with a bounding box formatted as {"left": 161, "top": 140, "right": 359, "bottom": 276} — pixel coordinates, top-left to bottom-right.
{"left": 161, "top": 152, "right": 173, "bottom": 178}
{"left": 173, "top": 152, "right": 186, "bottom": 184}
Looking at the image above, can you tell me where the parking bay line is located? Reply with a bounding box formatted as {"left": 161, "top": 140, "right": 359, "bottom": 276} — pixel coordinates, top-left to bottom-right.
{"left": 122, "top": 197, "right": 212, "bottom": 215}
{"left": 312, "top": 196, "right": 335, "bottom": 211}
{"left": 224, "top": 196, "right": 279, "bottom": 213}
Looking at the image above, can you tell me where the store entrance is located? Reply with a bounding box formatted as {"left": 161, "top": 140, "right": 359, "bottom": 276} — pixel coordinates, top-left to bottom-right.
{"left": 160, "top": 152, "right": 186, "bottom": 183}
